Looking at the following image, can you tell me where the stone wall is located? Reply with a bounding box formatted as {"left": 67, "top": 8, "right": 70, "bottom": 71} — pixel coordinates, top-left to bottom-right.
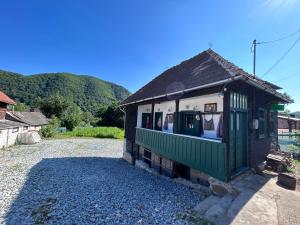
{"left": 190, "top": 168, "right": 210, "bottom": 186}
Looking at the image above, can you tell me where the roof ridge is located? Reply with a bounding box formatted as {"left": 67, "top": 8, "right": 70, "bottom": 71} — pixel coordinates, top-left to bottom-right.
{"left": 205, "top": 49, "right": 284, "bottom": 91}
{"left": 205, "top": 49, "right": 247, "bottom": 77}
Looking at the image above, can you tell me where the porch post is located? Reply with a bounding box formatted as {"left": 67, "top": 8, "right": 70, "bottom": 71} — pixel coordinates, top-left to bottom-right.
{"left": 223, "top": 89, "right": 231, "bottom": 180}
{"left": 175, "top": 99, "right": 179, "bottom": 134}
{"left": 151, "top": 102, "right": 155, "bottom": 130}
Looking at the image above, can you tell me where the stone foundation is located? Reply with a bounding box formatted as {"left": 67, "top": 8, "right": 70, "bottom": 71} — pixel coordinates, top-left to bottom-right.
{"left": 190, "top": 169, "right": 210, "bottom": 186}
{"left": 123, "top": 150, "right": 134, "bottom": 164}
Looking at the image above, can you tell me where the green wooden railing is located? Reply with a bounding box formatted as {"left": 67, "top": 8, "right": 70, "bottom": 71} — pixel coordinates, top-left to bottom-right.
{"left": 135, "top": 128, "right": 228, "bottom": 181}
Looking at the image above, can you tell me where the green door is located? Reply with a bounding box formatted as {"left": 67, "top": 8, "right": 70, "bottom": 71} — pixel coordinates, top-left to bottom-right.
{"left": 154, "top": 112, "right": 163, "bottom": 131}
{"left": 180, "top": 111, "right": 201, "bottom": 136}
{"left": 230, "top": 111, "right": 247, "bottom": 174}
{"left": 142, "top": 113, "right": 152, "bottom": 129}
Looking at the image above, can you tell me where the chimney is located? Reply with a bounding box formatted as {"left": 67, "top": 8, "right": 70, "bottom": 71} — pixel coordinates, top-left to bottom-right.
{"left": 0, "top": 103, "right": 8, "bottom": 119}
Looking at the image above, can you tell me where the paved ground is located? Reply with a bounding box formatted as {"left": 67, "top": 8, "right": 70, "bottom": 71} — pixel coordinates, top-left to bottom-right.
{"left": 230, "top": 172, "right": 300, "bottom": 225}
{"left": 192, "top": 171, "right": 300, "bottom": 225}
{"left": 0, "top": 139, "right": 203, "bottom": 225}
{"left": 1, "top": 139, "right": 300, "bottom": 225}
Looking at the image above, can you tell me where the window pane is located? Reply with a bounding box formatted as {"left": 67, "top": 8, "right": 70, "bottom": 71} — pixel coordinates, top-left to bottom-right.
{"left": 185, "top": 114, "right": 194, "bottom": 129}
{"left": 230, "top": 92, "right": 233, "bottom": 108}
{"left": 233, "top": 92, "right": 236, "bottom": 108}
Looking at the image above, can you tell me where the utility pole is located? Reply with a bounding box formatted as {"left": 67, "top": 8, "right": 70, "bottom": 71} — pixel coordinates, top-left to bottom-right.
{"left": 253, "top": 39, "right": 257, "bottom": 76}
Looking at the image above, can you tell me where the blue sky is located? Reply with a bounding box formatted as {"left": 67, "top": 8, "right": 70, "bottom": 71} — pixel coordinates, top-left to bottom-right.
{"left": 0, "top": 0, "right": 299, "bottom": 111}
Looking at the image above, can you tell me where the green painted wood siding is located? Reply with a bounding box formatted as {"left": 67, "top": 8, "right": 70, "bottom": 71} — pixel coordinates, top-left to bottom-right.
{"left": 135, "top": 128, "right": 228, "bottom": 181}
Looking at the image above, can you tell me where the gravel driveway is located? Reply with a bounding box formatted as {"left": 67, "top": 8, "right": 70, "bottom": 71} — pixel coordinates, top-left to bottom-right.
{"left": 0, "top": 139, "right": 203, "bottom": 225}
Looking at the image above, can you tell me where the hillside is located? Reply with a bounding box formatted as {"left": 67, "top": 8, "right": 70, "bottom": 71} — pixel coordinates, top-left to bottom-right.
{"left": 292, "top": 111, "right": 300, "bottom": 118}
{"left": 0, "top": 70, "right": 130, "bottom": 114}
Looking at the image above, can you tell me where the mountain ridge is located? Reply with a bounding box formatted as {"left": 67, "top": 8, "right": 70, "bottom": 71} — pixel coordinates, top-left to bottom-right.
{"left": 0, "top": 69, "right": 131, "bottom": 114}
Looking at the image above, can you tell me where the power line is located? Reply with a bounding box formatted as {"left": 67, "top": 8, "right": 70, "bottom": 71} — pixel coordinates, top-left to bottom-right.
{"left": 258, "top": 29, "right": 300, "bottom": 45}
{"left": 275, "top": 73, "right": 300, "bottom": 83}
{"left": 261, "top": 37, "right": 300, "bottom": 78}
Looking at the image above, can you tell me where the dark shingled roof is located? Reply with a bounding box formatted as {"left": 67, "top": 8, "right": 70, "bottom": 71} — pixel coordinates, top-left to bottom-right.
{"left": 6, "top": 111, "right": 49, "bottom": 126}
{"left": 0, "top": 120, "right": 27, "bottom": 130}
{"left": 121, "top": 49, "right": 289, "bottom": 105}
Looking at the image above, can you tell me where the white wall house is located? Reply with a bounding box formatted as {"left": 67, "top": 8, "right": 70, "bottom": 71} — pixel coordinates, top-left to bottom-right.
{"left": 0, "top": 120, "right": 29, "bottom": 149}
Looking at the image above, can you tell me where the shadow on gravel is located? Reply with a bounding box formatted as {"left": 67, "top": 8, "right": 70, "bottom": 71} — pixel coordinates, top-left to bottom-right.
{"left": 5, "top": 157, "right": 202, "bottom": 225}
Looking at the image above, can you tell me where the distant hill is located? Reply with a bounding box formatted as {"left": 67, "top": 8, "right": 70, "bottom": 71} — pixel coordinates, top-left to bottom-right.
{"left": 0, "top": 70, "right": 130, "bottom": 114}
{"left": 291, "top": 111, "right": 300, "bottom": 118}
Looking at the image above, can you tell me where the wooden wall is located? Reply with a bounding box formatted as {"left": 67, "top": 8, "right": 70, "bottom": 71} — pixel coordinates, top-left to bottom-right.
{"left": 227, "top": 81, "right": 280, "bottom": 168}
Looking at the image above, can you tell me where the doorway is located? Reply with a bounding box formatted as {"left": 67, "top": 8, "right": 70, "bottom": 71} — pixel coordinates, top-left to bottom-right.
{"left": 154, "top": 112, "right": 163, "bottom": 131}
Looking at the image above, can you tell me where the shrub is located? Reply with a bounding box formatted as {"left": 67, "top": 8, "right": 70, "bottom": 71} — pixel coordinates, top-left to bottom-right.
{"left": 40, "top": 116, "right": 61, "bottom": 138}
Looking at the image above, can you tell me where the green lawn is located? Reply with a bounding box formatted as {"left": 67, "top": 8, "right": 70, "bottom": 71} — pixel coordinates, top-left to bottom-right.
{"left": 57, "top": 127, "right": 124, "bottom": 139}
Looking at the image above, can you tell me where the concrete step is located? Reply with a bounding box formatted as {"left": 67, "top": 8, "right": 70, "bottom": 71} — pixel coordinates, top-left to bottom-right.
{"left": 193, "top": 195, "right": 221, "bottom": 216}
{"left": 226, "top": 189, "right": 254, "bottom": 219}
{"left": 204, "top": 194, "right": 234, "bottom": 220}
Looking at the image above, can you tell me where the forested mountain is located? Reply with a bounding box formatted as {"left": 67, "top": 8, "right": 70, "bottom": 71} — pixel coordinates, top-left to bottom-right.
{"left": 0, "top": 70, "right": 130, "bottom": 114}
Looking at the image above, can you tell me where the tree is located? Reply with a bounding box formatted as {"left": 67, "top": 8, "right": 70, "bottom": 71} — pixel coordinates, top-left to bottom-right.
{"left": 40, "top": 115, "right": 61, "bottom": 138}
{"left": 98, "top": 102, "right": 124, "bottom": 128}
{"left": 7, "top": 102, "right": 29, "bottom": 112}
{"left": 40, "top": 93, "right": 70, "bottom": 118}
{"left": 82, "top": 111, "right": 99, "bottom": 126}
{"left": 61, "top": 104, "right": 83, "bottom": 130}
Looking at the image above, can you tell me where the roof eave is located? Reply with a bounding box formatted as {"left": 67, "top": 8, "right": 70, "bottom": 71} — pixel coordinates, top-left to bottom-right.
{"left": 120, "top": 75, "right": 243, "bottom": 106}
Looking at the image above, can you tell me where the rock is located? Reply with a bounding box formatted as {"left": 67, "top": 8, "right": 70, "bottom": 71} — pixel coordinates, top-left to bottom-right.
{"left": 193, "top": 195, "right": 221, "bottom": 216}
{"left": 210, "top": 183, "right": 228, "bottom": 196}
{"left": 255, "top": 161, "right": 266, "bottom": 175}
{"left": 278, "top": 173, "right": 297, "bottom": 190}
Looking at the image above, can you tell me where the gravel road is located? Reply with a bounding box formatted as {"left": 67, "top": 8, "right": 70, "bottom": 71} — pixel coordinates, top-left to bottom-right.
{"left": 0, "top": 139, "right": 203, "bottom": 225}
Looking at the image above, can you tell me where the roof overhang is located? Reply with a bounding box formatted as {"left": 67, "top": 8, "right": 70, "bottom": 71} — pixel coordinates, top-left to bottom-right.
{"left": 240, "top": 75, "right": 293, "bottom": 104}
{"left": 121, "top": 73, "right": 292, "bottom": 107}
{"left": 120, "top": 75, "right": 243, "bottom": 106}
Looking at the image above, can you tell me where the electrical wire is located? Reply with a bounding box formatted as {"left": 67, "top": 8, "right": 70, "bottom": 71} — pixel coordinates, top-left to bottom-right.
{"left": 274, "top": 73, "right": 300, "bottom": 83}
{"left": 261, "top": 37, "right": 300, "bottom": 78}
{"left": 257, "top": 29, "right": 300, "bottom": 45}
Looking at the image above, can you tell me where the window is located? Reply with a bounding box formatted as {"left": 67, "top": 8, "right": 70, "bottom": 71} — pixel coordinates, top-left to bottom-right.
{"left": 258, "top": 108, "right": 266, "bottom": 138}
{"left": 12, "top": 127, "right": 19, "bottom": 133}
{"left": 269, "top": 110, "right": 276, "bottom": 136}
{"left": 141, "top": 113, "right": 152, "bottom": 129}
{"left": 23, "top": 126, "right": 28, "bottom": 131}
{"left": 143, "top": 149, "right": 152, "bottom": 166}
{"left": 184, "top": 114, "right": 194, "bottom": 129}
{"left": 163, "top": 114, "right": 174, "bottom": 132}
{"left": 155, "top": 112, "right": 163, "bottom": 131}
{"left": 230, "top": 92, "right": 248, "bottom": 110}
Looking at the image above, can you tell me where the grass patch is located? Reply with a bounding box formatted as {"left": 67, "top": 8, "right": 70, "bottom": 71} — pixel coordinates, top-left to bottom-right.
{"left": 57, "top": 126, "right": 124, "bottom": 139}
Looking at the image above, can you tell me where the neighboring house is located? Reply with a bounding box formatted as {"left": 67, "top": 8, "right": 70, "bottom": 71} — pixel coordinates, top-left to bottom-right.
{"left": 278, "top": 115, "right": 300, "bottom": 133}
{"left": 120, "top": 49, "right": 291, "bottom": 182}
{"left": 6, "top": 111, "right": 49, "bottom": 131}
{"left": 0, "top": 91, "right": 29, "bottom": 148}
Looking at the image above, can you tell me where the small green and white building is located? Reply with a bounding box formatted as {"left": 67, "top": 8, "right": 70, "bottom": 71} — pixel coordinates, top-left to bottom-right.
{"left": 120, "top": 49, "right": 291, "bottom": 182}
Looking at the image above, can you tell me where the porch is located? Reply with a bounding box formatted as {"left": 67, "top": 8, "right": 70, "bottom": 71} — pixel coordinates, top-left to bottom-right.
{"left": 135, "top": 127, "right": 228, "bottom": 181}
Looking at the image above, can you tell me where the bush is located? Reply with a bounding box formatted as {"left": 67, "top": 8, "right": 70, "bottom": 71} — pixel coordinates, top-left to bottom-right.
{"left": 60, "top": 127, "right": 124, "bottom": 139}
{"left": 40, "top": 116, "right": 61, "bottom": 138}
{"left": 60, "top": 104, "right": 83, "bottom": 130}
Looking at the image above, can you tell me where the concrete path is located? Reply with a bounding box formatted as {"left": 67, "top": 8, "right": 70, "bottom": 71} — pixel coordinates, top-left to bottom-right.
{"left": 230, "top": 173, "right": 300, "bottom": 225}
{"left": 193, "top": 171, "right": 300, "bottom": 225}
